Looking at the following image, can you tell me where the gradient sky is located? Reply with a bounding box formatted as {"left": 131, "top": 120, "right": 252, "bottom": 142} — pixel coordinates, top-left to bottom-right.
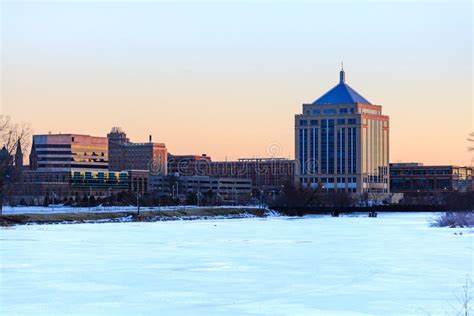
{"left": 1, "top": 1, "right": 472, "bottom": 165}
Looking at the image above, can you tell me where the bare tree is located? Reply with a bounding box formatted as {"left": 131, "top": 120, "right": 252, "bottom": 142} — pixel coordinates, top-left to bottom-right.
{"left": 0, "top": 116, "right": 31, "bottom": 155}
{"left": 0, "top": 115, "right": 32, "bottom": 214}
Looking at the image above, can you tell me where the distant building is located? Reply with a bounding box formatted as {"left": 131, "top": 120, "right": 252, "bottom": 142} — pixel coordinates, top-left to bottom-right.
{"left": 14, "top": 140, "right": 23, "bottom": 174}
{"left": 149, "top": 175, "right": 252, "bottom": 203}
{"left": 13, "top": 169, "right": 130, "bottom": 204}
{"left": 390, "top": 163, "right": 473, "bottom": 193}
{"left": 29, "top": 133, "right": 108, "bottom": 171}
{"left": 207, "top": 158, "right": 295, "bottom": 195}
{"left": 168, "top": 154, "right": 212, "bottom": 175}
{"left": 295, "top": 67, "right": 389, "bottom": 193}
{"left": 0, "top": 146, "right": 14, "bottom": 186}
{"left": 107, "top": 127, "right": 167, "bottom": 174}
{"left": 0, "top": 146, "right": 13, "bottom": 168}
{"left": 128, "top": 170, "right": 150, "bottom": 195}
{"left": 167, "top": 155, "right": 294, "bottom": 196}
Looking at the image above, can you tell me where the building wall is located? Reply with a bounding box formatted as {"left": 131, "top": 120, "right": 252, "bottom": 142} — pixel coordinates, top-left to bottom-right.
{"left": 390, "top": 163, "right": 473, "bottom": 193}
{"left": 167, "top": 156, "right": 294, "bottom": 194}
{"left": 295, "top": 104, "right": 389, "bottom": 193}
{"left": 30, "top": 134, "right": 108, "bottom": 171}
{"left": 13, "top": 169, "right": 129, "bottom": 203}
{"left": 168, "top": 154, "right": 212, "bottom": 175}
{"left": 149, "top": 175, "right": 252, "bottom": 202}
{"left": 108, "top": 129, "right": 167, "bottom": 174}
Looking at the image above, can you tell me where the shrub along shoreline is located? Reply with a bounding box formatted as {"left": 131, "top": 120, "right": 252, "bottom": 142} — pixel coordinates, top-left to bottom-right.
{"left": 0, "top": 207, "right": 268, "bottom": 227}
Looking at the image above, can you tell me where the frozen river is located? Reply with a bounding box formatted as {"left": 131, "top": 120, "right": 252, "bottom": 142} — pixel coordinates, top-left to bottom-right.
{"left": 1, "top": 213, "right": 472, "bottom": 315}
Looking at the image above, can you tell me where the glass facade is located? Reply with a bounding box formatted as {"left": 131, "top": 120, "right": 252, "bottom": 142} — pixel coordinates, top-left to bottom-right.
{"left": 321, "top": 119, "right": 334, "bottom": 174}
{"left": 70, "top": 171, "right": 128, "bottom": 189}
{"left": 348, "top": 127, "right": 357, "bottom": 174}
{"left": 310, "top": 128, "right": 318, "bottom": 173}
{"left": 298, "top": 128, "right": 307, "bottom": 175}
{"left": 337, "top": 127, "right": 345, "bottom": 174}
{"left": 32, "top": 134, "right": 108, "bottom": 171}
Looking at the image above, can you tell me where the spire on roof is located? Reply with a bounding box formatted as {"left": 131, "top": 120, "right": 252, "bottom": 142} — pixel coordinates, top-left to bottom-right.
{"left": 16, "top": 140, "right": 22, "bottom": 155}
{"left": 339, "top": 62, "right": 345, "bottom": 83}
{"left": 312, "top": 65, "right": 372, "bottom": 105}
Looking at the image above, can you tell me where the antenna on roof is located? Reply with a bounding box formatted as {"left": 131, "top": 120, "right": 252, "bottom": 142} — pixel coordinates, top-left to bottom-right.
{"left": 339, "top": 62, "right": 345, "bottom": 83}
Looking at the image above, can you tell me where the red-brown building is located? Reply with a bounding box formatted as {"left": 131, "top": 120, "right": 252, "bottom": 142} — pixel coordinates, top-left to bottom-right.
{"left": 390, "top": 163, "right": 473, "bottom": 193}
{"left": 168, "top": 155, "right": 295, "bottom": 195}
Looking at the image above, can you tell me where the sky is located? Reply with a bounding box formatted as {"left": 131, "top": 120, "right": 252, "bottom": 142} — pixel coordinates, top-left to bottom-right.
{"left": 1, "top": 0, "right": 472, "bottom": 165}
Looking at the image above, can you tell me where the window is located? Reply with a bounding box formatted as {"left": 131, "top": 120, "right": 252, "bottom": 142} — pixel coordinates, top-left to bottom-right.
{"left": 390, "top": 179, "right": 403, "bottom": 190}
{"left": 337, "top": 119, "right": 346, "bottom": 124}
{"left": 310, "top": 120, "right": 318, "bottom": 126}
{"left": 323, "top": 108, "right": 337, "bottom": 115}
{"left": 300, "top": 120, "right": 308, "bottom": 126}
{"left": 339, "top": 108, "right": 348, "bottom": 114}
{"left": 337, "top": 127, "right": 345, "bottom": 174}
{"left": 312, "top": 109, "right": 321, "bottom": 115}
{"left": 350, "top": 108, "right": 356, "bottom": 113}
{"left": 348, "top": 118, "right": 357, "bottom": 124}
{"left": 321, "top": 119, "right": 335, "bottom": 174}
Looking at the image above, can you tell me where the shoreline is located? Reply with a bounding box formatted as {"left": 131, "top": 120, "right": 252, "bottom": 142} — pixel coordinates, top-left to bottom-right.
{"left": 0, "top": 207, "right": 270, "bottom": 227}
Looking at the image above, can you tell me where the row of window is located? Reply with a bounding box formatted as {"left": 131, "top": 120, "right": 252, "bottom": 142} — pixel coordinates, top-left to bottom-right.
{"left": 37, "top": 164, "right": 109, "bottom": 169}
{"left": 299, "top": 118, "right": 357, "bottom": 126}
{"left": 390, "top": 178, "right": 452, "bottom": 191}
{"left": 298, "top": 124, "right": 357, "bottom": 175}
{"left": 34, "top": 144, "right": 71, "bottom": 149}
{"left": 303, "top": 108, "right": 356, "bottom": 116}
{"left": 38, "top": 157, "right": 107, "bottom": 163}
{"left": 36, "top": 150, "right": 107, "bottom": 156}
{"left": 301, "top": 177, "right": 358, "bottom": 184}
{"left": 390, "top": 169, "right": 452, "bottom": 176}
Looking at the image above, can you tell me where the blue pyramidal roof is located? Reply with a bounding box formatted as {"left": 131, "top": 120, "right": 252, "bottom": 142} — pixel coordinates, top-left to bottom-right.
{"left": 312, "top": 69, "right": 372, "bottom": 105}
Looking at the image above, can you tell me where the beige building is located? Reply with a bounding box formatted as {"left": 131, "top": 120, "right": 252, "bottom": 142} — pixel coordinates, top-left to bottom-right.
{"left": 29, "top": 133, "right": 108, "bottom": 171}
{"left": 295, "top": 68, "right": 389, "bottom": 193}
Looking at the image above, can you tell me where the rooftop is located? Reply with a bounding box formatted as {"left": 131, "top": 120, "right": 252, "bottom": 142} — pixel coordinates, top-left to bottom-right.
{"left": 312, "top": 68, "right": 372, "bottom": 105}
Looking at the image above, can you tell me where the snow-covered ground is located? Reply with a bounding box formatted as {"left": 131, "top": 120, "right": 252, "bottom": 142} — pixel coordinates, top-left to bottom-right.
{"left": 1, "top": 205, "right": 264, "bottom": 215}
{"left": 0, "top": 213, "right": 472, "bottom": 315}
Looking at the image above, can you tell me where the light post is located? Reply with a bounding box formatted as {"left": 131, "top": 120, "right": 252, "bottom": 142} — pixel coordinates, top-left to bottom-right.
{"left": 88, "top": 187, "right": 92, "bottom": 212}
{"left": 197, "top": 191, "right": 202, "bottom": 207}
{"left": 136, "top": 191, "right": 140, "bottom": 216}
{"left": 51, "top": 191, "right": 55, "bottom": 212}
{"left": 108, "top": 187, "right": 112, "bottom": 208}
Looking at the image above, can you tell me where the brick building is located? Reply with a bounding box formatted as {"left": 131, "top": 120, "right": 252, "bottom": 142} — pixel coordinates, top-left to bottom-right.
{"left": 390, "top": 163, "right": 473, "bottom": 193}
{"left": 107, "top": 127, "right": 167, "bottom": 174}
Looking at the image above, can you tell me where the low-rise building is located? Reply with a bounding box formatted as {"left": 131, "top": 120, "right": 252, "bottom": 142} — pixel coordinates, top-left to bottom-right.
{"left": 167, "top": 155, "right": 294, "bottom": 196}
{"left": 13, "top": 169, "right": 130, "bottom": 204}
{"left": 149, "top": 175, "right": 252, "bottom": 203}
{"left": 389, "top": 163, "right": 473, "bottom": 193}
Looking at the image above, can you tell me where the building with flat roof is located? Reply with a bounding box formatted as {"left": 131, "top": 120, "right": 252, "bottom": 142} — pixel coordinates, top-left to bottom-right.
{"left": 149, "top": 174, "right": 252, "bottom": 204}
{"left": 13, "top": 169, "right": 130, "bottom": 204}
{"left": 390, "top": 163, "right": 473, "bottom": 193}
{"left": 167, "top": 155, "right": 294, "bottom": 196}
{"left": 168, "top": 154, "right": 212, "bottom": 175}
{"left": 29, "top": 133, "right": 108, "bottom": 171}
{"left": 107, "top": 127, "right": 167, "bottom": 174}
{"left": 295, "top": 67, "right": 389, "bottom": 193}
